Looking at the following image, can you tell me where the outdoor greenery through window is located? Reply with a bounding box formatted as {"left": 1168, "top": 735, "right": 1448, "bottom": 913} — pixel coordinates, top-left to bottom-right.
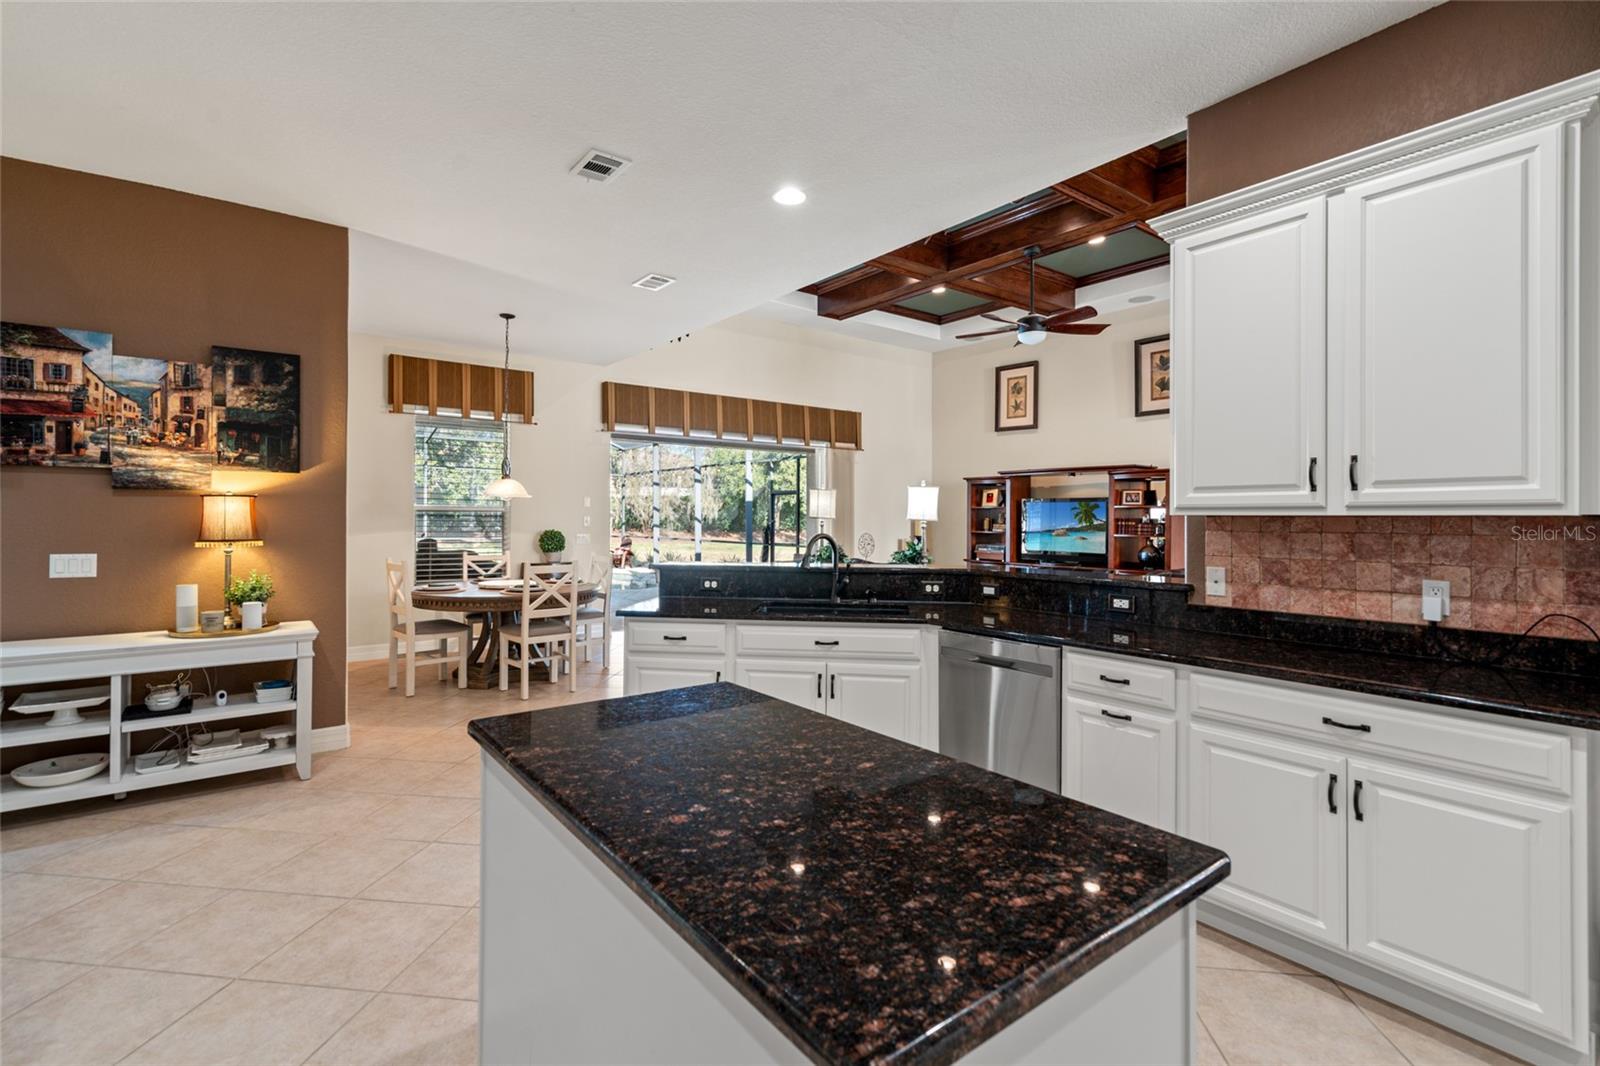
{"left": 610, "top": 439, "right": 810, "bottom": 565}
{"left": 415, "top": 417, "right": 507, "bottom": 581}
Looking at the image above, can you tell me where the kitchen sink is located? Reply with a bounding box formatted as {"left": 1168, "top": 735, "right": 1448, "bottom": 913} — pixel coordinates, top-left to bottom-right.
{"left": 755, "top": 599, "right": 912, "bottom": 617}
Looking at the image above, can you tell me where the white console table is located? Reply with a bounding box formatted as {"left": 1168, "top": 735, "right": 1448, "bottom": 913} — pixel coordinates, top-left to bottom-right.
{"left": 0, "top": 621, "right": 317, "bottom": 813}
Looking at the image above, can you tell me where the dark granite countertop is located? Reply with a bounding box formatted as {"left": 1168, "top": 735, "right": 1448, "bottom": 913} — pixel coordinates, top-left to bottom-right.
{"left": 469, "top": 683, "right": 1229, "bottom": 1066}
{"left": 620, "top": 597, "right": 1600, "bottom": 730}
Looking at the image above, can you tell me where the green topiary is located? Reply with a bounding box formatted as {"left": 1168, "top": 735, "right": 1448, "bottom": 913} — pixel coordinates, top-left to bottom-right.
{"left": 889, "top": 539, "right": 930, "bottom": 565}
{"left": 538, "top": 529, "right": 566, "bottom": 554}
{"left": 225, "top": 570, "right": 276, "bottom": 605}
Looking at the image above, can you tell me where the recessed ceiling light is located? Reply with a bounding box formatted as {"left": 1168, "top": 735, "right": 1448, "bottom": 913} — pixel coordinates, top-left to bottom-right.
{"left": 931, "top": 285, "right": 946, "bottom": 295}
{"left": 1088, "top": 235, "right": 1107, "bottom": 246}
{"left": 772, "top": 185, "right": 807, "bottom": 206}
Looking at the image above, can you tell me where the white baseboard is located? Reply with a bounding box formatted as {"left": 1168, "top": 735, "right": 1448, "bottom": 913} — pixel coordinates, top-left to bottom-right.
{"left": 347, "top": 643, "right": 389, "bottom": 663}
{"left": 311, "top": 724, "right": 350, "bottom": 753}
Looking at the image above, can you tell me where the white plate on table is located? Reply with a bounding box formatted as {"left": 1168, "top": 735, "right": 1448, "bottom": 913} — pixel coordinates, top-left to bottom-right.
{"left": 476, "top": 578, "right": 524, "bottom": 590}
{"left": 11, "top": 753, "right": 109, "bottom": 788}
{"left": 418, "top": 582, "right": 464, "bottom": 592}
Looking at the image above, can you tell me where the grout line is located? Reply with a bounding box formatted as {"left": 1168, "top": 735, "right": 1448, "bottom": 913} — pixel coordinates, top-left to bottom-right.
{"left": 1328, "top": 979, "right": 1415, "bottom": 1066}
{"left": 1195, "top": 1011, "right": 1228, "bottom": 1066}
{"left": 113, "top": 973, "right": 238, "bottom": 1066}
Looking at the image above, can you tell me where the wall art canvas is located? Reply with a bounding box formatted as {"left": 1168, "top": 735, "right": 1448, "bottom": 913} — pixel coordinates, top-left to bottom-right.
{"left": 1, "top": 323, "right": 121, "bottom": 467}
{"left": 994, "top": 360, "right": 1038, "bottom": 432}
{"left": 1134, "top": 334, "right": 1171, "bottom": 417}
{"left": 110, "top": 359, "right": 217, "bottom": 489}
{"left": 212, "top": 346, "right": 300, "bottom": 472}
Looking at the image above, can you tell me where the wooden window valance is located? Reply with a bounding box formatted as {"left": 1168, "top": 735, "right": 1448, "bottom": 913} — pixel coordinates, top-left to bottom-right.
{"left": 600, "top": 381, "right": 861, "bottom": 450}
{"left": 387, "top": 353, "right": 534, "bottom": 423}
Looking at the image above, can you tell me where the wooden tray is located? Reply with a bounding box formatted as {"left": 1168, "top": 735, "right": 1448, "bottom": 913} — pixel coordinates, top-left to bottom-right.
{"left": 165, "top": 622, "right": 280, "bottom": 639}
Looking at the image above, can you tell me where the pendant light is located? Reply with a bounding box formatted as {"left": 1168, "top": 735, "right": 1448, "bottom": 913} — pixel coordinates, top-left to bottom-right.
{"left": 483, "top": 312, "right": 530, "bottom": 500}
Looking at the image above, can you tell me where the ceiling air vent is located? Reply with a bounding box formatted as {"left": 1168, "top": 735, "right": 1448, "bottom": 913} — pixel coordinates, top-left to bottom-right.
{"left": 632, "top": 273, "right": 677, "bottom": 291}
{"left": 571, "top": 149, "right": 632, "bottom": 183}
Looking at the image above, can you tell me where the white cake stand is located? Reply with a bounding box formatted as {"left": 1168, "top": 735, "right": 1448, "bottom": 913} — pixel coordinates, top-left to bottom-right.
{"left": 7, "top": 685, "right": 111, "bottom": 727}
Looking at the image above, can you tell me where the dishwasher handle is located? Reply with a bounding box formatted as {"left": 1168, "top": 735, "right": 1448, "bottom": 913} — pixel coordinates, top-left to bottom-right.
{"left": 949, "top": 653, "right": 1056, "bottom": 678}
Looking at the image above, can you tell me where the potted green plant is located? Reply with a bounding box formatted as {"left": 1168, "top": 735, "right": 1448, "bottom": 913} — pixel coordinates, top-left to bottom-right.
{"left": 225, "top": 570, "right": 276, "bottom": 629}
{"left": 537, "top": 529, "right": 567, "bottom": 563}
{"left": 889, "top": 538, "right": 930, "bottom": 566}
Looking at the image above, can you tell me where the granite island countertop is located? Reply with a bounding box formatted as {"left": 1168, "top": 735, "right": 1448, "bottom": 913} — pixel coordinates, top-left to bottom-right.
{"left": 619, "top": 597, "right": 1600, "bottom": 730}
{"left": 468, "top": 683, "right": 1229, "bottom": 1066}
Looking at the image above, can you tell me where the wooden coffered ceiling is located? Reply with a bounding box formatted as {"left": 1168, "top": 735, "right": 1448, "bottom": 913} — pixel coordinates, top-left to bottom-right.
{"left": 802, "top": 134, "right": 1185, "bottom": 325}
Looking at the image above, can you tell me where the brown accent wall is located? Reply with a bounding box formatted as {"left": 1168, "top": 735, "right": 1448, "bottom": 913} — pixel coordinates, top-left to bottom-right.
{"left": 1187, "top": 2, "right": 1600, "bottom": 201}
{"left": 0, "top": 158, "right": 348, "bottom": 726}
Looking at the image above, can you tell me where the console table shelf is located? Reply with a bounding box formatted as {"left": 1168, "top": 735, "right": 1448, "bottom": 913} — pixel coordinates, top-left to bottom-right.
{"left": 0, "top": 621, "right": 317, "bottom": 813}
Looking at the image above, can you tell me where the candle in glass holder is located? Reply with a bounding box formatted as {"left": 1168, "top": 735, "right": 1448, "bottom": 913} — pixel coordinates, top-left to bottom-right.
{"left": 175, "top": 584, "right": 200, "bottom": 633}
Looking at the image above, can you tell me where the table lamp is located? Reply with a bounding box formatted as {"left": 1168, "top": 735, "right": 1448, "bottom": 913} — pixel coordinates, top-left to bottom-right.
{"left": 807, "top": 488, "right": 836, "bottom": 536}
{"left": 196, "top": 493, "right": 262, "bottom": 625}
{"left": 906, "top": 482, "right": 939, "bottom": 550}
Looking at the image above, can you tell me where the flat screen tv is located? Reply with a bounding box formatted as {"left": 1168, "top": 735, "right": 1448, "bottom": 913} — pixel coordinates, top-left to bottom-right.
{"left": 1020, "top": 497, "right": 1108, "bottom": 565}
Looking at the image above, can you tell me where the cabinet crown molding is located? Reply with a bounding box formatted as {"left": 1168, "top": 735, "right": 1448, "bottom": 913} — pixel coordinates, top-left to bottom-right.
{"left": 1153, "top": 70, "right": 1600, "bottom": 241}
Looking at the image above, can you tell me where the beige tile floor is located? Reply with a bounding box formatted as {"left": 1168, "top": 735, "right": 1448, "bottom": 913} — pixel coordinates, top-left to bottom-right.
{"left": 1, "top": 640, "right": 1523, "bottom": 1065}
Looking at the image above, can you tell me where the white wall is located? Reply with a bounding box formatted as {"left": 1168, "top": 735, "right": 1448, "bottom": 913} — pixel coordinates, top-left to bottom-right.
{"left": 928, "top": 303, "right": 1173, "bottom": 564}
{"left": 347, "top": 315, "right": 933, "bottom": 653}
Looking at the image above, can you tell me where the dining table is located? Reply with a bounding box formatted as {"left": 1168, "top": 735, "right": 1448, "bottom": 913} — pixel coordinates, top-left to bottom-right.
{"left": 411, "top": 578, "right": 600, "bottom": 689}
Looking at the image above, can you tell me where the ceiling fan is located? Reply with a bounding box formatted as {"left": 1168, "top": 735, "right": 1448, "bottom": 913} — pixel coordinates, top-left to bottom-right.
{"left": 954, "top": 248, "right": 1108, "bottom": 346}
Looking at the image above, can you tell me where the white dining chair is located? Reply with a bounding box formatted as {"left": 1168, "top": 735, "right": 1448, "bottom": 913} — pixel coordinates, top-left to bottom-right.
{"left": 463, "top": 553, "right": 509, "bottom": 582}
{"left": 387, "top": 559, "right": 470, "bottom": 697}
{"left": 577, "top": 561, "right": 613, "bottom": 668}
{"left": 499, "top": 562, "right": 580, "bottom": 697}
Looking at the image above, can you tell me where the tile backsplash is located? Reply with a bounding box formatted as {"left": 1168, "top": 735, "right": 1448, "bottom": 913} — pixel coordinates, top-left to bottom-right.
{"left": 1202, "top": 516, "right": 1600, "bottom": 638}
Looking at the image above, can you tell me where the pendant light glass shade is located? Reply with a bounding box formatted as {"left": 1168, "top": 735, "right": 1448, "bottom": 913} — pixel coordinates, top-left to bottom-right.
{"left": 484, "top": 312, "right": 528, "bottom": 501}
{"left": 484, "top": 472, "right": 530, "bottom": 499}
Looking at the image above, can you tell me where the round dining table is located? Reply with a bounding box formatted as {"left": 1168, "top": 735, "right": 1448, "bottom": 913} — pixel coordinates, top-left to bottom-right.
{"left": 411, "top": 579, "right": 600, "bottom": 689}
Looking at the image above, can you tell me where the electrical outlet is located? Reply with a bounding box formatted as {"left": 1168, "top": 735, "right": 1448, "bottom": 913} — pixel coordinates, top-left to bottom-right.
{"left": 583, "top": 515, "right": 592, "bottom": 527}
{"left": 49, "top": 553, "right": 97, "bottom": 578}
{"left": 923, "top": 581, "right": 944, "bottom": 596}
{"left": 1422, "top": 579, "right": 1451, "bottom": 621}
{"left": 1206, "top": 566, "right": 1227, "bottom": 596}
{"left": 1108, "top": 594, "right": 1135, "bottom": 614}
{"left": 701, "top": 579, "right": 719, "bottom": 590}
{"left": 576, "top": 533, "right": 590, "bottom": 543}
{"left": 583, "top": 496, "right": 592, "bottom": 508}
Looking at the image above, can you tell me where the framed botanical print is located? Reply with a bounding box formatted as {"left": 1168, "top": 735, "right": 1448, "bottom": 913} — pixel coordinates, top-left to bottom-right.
{"left": 994, "top": 360, "right": 1038, "bottom": 432}
{"left": 1134, "top": 334, "right": 1171, "bottom": 417}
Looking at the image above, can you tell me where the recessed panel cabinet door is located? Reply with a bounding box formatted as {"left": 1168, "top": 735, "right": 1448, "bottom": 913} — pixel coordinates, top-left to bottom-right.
{"left": 1171, "top": 197, "right": 1327, "bottom": 510}
{"left": 625, "top": 654, "right": 724, "bottom": 695}
{"left": 1332, "top": 125, "right": 1566, "bottom": 508}
{"left": 1063, "top": 696, "right": 1176, "bottom": 830}
{"left": 1187, "top": 722, "right": 1346, "bottom": 947}
{"left": 826, "top": 661, "right": 920, "bottom": 745}
{"left": 1346, "top": 759, "right": 1574, "bottom": 1041}
{"left": 734, "top": 658, "right": 824, "bottom": 713}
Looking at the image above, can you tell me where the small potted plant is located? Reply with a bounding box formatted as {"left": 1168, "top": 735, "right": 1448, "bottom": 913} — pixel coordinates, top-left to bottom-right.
{"left": 225, "top": 570, "right": 276, "bottom": 630}
{"left": 889, "top": 538, "right": 931, "bottom": 566}
{"left": 537, "top": 529, "right": 567, "bottom": 564}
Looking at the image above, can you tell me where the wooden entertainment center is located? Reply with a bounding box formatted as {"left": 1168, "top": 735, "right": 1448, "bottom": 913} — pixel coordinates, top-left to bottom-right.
{"left": 965, "top": 465, "right": 1183, "bottom": 575}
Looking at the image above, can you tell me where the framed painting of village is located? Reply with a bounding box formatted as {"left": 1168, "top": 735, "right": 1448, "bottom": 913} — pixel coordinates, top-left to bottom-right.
{"left": 109, "top": 359, "right": 216, "bottom": 489}
{"left": 213, "top": 346, "right": 300, "bottom": 471}
{"left": 1, "top": 323, "right": 120, "bottom": 467}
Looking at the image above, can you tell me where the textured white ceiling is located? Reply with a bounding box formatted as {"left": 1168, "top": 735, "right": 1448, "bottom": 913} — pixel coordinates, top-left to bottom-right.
{"left": 1, "top": 2, "right": 1430, "bottom": 363}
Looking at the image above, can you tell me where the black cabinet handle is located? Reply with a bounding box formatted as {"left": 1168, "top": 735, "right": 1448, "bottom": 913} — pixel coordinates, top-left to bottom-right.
{"left": 829, "top": 674, "right": 836, "bottom": 700}
{"left": 1100, "top": 709, "right": 1133, "bottom": 722}
{"left": 1327, "top": 772, "right": 1338, "bottom": 814}
{"left": 714, "top": 671, "right": 721, "bottom": 683}
{"left": 1349, "top": 454, "right": 1359, "bottom": 492}
{"left": 1322, "top": 715, "right": 1372, "bottom": 733}
{"left": 1098, "top": 674, "right": 1131, "bottom": 686}
{"left": 662, "top": 634, "right": 688, "bottom": 642}
{"left": 1308, "top": 456, "right": 1318, "bottom": 493}
{"left": 1353, "top": 779, "right": 1365, "bottom": 821}
{"left": 816, "top": 673, "right": 822, "bottom": 699}
{"left": 813, "top": 639, "right": 840, "bottom": 647}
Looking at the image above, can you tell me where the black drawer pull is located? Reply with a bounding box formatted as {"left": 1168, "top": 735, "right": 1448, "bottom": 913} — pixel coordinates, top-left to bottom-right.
{"left": 1353, "top": 779, "right": 1365, "bottom": 821}
{"left": 714, "top": 671, "right": 721, "bottom": 683}
{"left": 816, "top": 673, "right": 822, "bottom": 699}
{"left": 662, "top": 634, "right": 688, "bottom": 642}
{"left": 1098, "top": 674, "right": 1131, "bottom": 686}
{"left": 1100, "top": 709, "right": 1133, "bottom": 722}
{"left": 813, "top": 639, "right": 840, "bottom": 647}
{"left": 1327, "top": 772, "right": 1338, "bottom": 815}
{"left": 1308, "top": 456, "right": 1318, "bottom": 493}
{"left": 1321, "top": 716, "right": 1371, "bottom": 733}
{"left": 1349, "top": 454, "right": 1359, "bottom": 492}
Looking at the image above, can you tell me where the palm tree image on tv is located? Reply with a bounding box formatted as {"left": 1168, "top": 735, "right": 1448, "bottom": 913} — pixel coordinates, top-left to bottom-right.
{"left": 1021, "top": 497, "right": 1108, "bottom": 556}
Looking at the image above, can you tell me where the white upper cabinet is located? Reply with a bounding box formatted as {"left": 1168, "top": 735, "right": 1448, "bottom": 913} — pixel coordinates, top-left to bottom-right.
{"left": 1171, "top": 198, "right": 1327, "bottom": 511}
{"left": 1155, "top": 72, "right": 1599, "bottom": 515}
{"left": 1331, "top": 125, "right": 1566, "bottom": 509}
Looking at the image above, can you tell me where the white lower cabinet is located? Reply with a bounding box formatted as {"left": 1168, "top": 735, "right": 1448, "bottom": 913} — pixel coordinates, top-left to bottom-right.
{"left": 624, "top": 653, "right": 724, "bottom": 695}
{"left": 1346, "top": 758, "right": 1574, "bottom": 1039}
{"left": 734, "top": 658, "right": 825, "bottom": 713}
{"left": 1063, "top": 695, "right": 1176, "bottom": 831}
{"left": 827, "top": 660, "right": 921, "bottom": 742}
{"left": 1187, "top": 721, "right": 1348, "bottom": 948}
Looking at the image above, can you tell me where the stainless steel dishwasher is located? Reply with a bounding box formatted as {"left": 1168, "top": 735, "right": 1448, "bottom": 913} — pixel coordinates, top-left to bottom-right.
{"left": 937, "top": 630, "right": 1061, "bottom": 792}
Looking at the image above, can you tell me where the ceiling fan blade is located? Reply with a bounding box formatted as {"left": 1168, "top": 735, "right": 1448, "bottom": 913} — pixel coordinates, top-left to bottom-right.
{"left": 954, "top": 327, "right": 1015, "bottom": 340}
{"left": 1042, "top": 305, "right": 1099, "bottom": 325}
{"left": 1047, "top": 323, "right": 1111, "bottom": 335}
{"left": 980, "top": 313, "right": 1019, "bottom": 325}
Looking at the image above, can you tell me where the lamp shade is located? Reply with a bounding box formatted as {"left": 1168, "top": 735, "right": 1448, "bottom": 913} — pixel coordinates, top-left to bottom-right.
{"left": 905, "top": 483, "right": 940, "bottom": 522}
{"left": 195, "top": 494, "right": 263, "bottom": 547}
{"left": 483, "top": 476, "right": 530, "bottom": 500}
{"left": 807, "top": 488, "right": 837, "bottom": 521}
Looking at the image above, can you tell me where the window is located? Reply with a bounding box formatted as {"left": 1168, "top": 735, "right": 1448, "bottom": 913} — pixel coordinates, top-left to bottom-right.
{"left": 610, "top": 438, "right": 809, "bottom": 565}
{"left": 414, "top": 417, "right": 508, "bottom": 581}
{"left": 1, "top": 356, "right": 33, "bottom": 387}
{"left": 45, "top": 363, "right": 70, "bottom": 382}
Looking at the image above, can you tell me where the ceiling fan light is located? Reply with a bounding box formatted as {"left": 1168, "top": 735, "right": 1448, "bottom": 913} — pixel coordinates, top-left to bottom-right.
{"left": 1017, "top": 328, "right": 1047, "bottom": 346}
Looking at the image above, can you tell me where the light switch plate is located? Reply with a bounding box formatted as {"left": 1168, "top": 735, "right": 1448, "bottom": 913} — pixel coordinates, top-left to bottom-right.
{"left": 1206, "top": 566, "right": 1227, "bottom": 596}
{"left": 49, "top": 553, "right": 97, "bottom": 578}
{"left": 980, "top": 584, "right": 997, "bottom": 597}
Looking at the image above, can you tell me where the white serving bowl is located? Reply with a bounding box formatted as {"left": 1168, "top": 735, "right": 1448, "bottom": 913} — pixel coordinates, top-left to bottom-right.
{"left": 10, "top": 752, "right": 110, "bottom": 788}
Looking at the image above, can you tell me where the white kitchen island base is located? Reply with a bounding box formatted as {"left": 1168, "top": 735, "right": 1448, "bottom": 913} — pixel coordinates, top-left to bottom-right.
{"left": 480, "top": 753, "right": 1200, "bottom": 1065}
